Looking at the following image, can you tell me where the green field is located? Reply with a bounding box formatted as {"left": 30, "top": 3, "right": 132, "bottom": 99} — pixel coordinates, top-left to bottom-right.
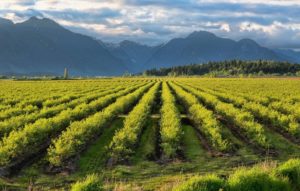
{"left": 0, "top": 78, "right": 300, "bottom": 190}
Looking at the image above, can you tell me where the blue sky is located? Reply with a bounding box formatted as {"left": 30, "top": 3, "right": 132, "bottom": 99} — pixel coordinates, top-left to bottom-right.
{"left": 1, "top": 0, "right": 300, "bottom": 49}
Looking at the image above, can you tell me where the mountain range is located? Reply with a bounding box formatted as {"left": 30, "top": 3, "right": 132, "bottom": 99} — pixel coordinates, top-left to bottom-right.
{"left": 0, "top": 17, "right": 299, "bottom": 76}
{"left": 0, "top": 17, "right": 126, "bottom": 76}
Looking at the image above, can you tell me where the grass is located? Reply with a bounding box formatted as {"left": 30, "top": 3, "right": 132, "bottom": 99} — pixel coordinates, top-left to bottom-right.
{"left": 275, "top": 159, "right": 300, "bottom": 189}
{"left": 264, "top": 127, "right": 300, "bottom": 160}
{"left": 78, "top": 118, "right": 124, "bottom": 173}
{"left": 182, "top": 124, "right": 207, "bottom": 161}
{"left": 227, "top": 165, "right": 291, "bottom": 191}
{"left": 131, "top": 118, "right": 158, "bottom": 164}
{"left": 173, "top": 159, "right": 300, "bottom": 191}
{"left": 71, "top": 174, "right": 103, "bottom": 191}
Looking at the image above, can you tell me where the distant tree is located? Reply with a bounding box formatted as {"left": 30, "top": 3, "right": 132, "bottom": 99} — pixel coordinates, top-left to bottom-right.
{"left": 142, "top": 71, "right": 148, "bottom": 77}
{"left": 208, "top": 72, "right": 217, "bottom": 78}
{"left": 168, "top": 71, "right": 178, "bottom": 77}
{"left": 142, "top": 60, "right": 300, "bottom": 76}
{"left": 258, "top": 70, "right": 264, "bottom": 76}
{"left": 123, "top": 71, "right": 132, "bottom": 77}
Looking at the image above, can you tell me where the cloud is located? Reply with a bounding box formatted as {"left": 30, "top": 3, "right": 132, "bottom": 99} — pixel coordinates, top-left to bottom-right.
{"left": 221, "top": 23, "right": 231, "bottom": 32}
{"left": 0, "top": 0, "right": 300, "bottom": 48}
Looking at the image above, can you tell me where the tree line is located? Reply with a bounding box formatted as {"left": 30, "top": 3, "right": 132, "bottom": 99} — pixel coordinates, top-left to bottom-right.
{"left": 142, "top": 60, "right": 300, "bottom": 76}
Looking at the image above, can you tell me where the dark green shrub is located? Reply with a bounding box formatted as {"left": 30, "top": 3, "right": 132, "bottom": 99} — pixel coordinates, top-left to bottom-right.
{"left": 227, "top": 166, "right": 291, "bottom": 191}
{"left": 275, "top": 158, "right": 300, "bottom": 188}
{"left": 172, "top": 174, "right": 225, "bottom": 191}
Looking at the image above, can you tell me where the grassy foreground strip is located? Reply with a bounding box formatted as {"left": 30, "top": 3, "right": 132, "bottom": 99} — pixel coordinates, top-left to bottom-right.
{"left": 170, "top": 82, "right": 230, "bottom": 152}
{"left": 0, "top": 83, "right": 148, "bottom": 168}
{"left": 109, "top": 82, "right": 160, "bottom": 162}
{"left": 47, "top": 83, "right": 153, "bottom": 167}
{"left": 173, "top": 158, "right": 300, "bottom": 191}
{"left": 176, "top": 82, "right": 268, "bottom": 148}
{"left": 160, "top": 82, "right": 182, "bottom": 159}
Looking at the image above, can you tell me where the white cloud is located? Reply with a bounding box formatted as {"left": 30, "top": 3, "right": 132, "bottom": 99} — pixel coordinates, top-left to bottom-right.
{"left": 196, "top": 0, "right": 300, "bottom": 6}
{"left": 220, "top": 23, "right": 231, "bottom": 32}
{"left": 34, "top": 0, "right": 122, "bottom": 11}
{"left": 239, "top": 22, "right": 273, "bottom": 34}
{"left": 0, "top": 0, "right": 300, "bottom": 48}
{"left": 239, "top": 21, "right": 300, "bottom": 35}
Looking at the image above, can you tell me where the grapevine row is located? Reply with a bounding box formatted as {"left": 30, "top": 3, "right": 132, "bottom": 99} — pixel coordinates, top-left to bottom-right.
{"left": 0, "top": 85, "right": 135, "bottom": 138}
{"left": 0, "top": 80, "right": 137, "bottom": 118}
{"left": 185, "top": 83, "right": 300, "bottom": 137}
{"left": 201, "top": 82, "right": 300, "bottom": 119}
{"left": 160, "top": 82, "right": 182, "bottom": 159}
{"left": 109, "top": 82, "right": 160, "bottom": 162}
{"left": 47, "top": 83, "right": 154, "bottom": 166}
{"left": 175, "top": 82, "right": 268, "bottom": 148}
{"left": 170, "top": 82, "right": 230, "bottom": 152}
{"left": 0, "top": 85, "right": 102, "bottom": 120}
{"left": 0, "top": 82, "right": 150, "bottom": 168}
{"left": 0, "top": 80, "right": 134, "bottom": 109}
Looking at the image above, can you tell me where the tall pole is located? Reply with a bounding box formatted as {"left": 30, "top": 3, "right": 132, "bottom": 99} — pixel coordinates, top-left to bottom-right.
{"left": 64, "top": 68, "right": 68, "bottom": 79}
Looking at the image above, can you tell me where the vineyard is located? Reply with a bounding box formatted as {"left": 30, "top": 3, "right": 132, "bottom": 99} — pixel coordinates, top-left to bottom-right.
{"left": 0, "top": 78, "right": 300, "bottom": 190}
